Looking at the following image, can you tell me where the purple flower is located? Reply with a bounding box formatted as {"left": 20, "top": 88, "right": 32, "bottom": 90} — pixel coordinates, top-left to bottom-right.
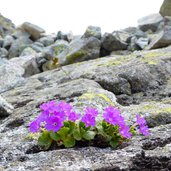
{"left": 81, "top": 114, "right": 96, "bottom": 127}
{"left": 139, "top": 125, "right": 150, "bottom": 136}
{"left": 103, "top": 106, "right": 125, "bottom": 127}
{"left": 40, "top": 100, "right": 57, "bottom": 111}
{"left": 45, "top": 116, "right": 63, "bottom": 132}
{"left": 119, "top": 125, "right": 132, "bottom": 139}
{"left": 136, "top": 114, "right": 147, "bottom": 126}
{"left": 85, "top": 107, "right": 98, "bottom": 117}
{"left": 29, "top": 120, "right": 41, "bottom": 133}
{"left": 68, "top": 112, "right": 81, "bottom": 122}
{"left": 136, "top": 114, "right": 150, "bottom": 136}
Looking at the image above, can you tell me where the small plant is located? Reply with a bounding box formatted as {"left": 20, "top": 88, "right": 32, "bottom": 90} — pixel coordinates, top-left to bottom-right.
{"left": 29, "top": 100, "right": 150, "bottom": 149}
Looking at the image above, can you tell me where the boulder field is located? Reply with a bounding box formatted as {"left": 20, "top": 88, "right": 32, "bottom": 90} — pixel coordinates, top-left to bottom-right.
{"left": 0, "top": 11, "right": 171, "bottom": 170}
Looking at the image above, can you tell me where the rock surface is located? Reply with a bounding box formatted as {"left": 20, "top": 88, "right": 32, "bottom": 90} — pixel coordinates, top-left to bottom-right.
{"left": 1, "top": 11, "right": 171, "bottom": 171}
{"left": 0, "top": 13, "right": 15, "bottom": 37}
{"left": 138, "top": 13, "right": 163, "bottom": 32}
{"left": 160, "top": 0, "right": 171, "bottom": 16}
{"left": 21, "top": 22, "right": 45, "bottom": 41}
{"left": 1, "top": 45, "right": 171, "bottom": 170}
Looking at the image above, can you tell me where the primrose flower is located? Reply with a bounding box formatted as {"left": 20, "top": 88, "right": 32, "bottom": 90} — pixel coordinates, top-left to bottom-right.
{"left": 119, "top": 125, "right": 132, "bottom": 139}
{"left": 68, "top": 112, "right": 81, "bottom": 122}
{"left": 40, "top": 100, "right": 57, "bottom": 112}
{"left": 45, "top": 116, "right": 63, "bottom": 132}
{"left": 81, "top": 107, "right": 98, "bottom": 127}
{"left": 29, "top": 120, "right": 41, "bottom": 133}
{"left": 85, "top": 107, "right": 98, "bottom": 117}
{"left": 136, "top": 114, "right": 150, "bottom": 136}
{"left": 103, "top": 106, "right": 125, "bottom": 127}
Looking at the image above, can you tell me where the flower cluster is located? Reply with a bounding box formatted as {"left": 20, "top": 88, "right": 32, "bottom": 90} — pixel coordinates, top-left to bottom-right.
{"left": 103, "top": 107, "right": 132, "bottom": 138}
{"left": 136, "top": 114, "right": 150, "bottom": 136}
{"left": 29, "top": 101, "right": 81, "bottom": 133}
{"left": 29, "top": 100, "right": 150, "bottom": 149}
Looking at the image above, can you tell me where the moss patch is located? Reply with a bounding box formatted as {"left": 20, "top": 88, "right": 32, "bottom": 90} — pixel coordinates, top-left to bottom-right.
{"left": 79, "top": 92, "right": 115, "bottom": 106}
{"left": 66, "top": 50, "right": 87, "bottom": 64}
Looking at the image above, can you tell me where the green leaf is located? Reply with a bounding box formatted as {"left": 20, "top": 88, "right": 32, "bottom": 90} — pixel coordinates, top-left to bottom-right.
{"left": 109, "top": 140, "right": 119, "bottom": 148}
{"left": 73, "top": 129, "right": 82, "bottom": 141}
{"left": 38, "top": 131, "right": 52, "bottom": 150}
{"left": 63, "top": 136, "right": 76, "bottom": 148}
{"left": 83, "top": 131, "right": 96, "bottom": 140}
{"left": 68, "top": 121, "right": 75, "bottom": 134}
{"left": 57, "top": 127, "right": 70, "bottom": 140}
{"left": 50, "top": 132, "right": 61, "bottom": 141}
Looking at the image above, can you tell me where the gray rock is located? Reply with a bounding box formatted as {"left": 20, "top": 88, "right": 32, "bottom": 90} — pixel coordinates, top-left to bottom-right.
{"left": 82, "top": 25, "right": 101, "bottom": 39}
{"left": 11, "top": 55, "right": 40, "bottom": 77}
{"left": 58, "top": 37, "right": 101, "bottom": 65}
{"left": 147, "top": 26, "right": 171, "bottom": 49}
{"left": 8, "top": 37, "right": 33, "bottom": 58}
{"left": 101, "top": 32, "right": 128, "bottom": 52}
{"left": 136, "top": 37, "right": 149, "bottom": 49}
{"left": 138, "top": 13, "right": 164, "bottom": 32}
{"left": 127, "top": 36, "right": 140, "bottom": 51}
{"left": 21, "top": 22, "right": 45, "bottom": 40}
{"left": 3, "top": 35, "right": 14, "bottom": 49}
{"left": 123, "top": 27, "right": 147, "bottom": 39}
{"left": 31, "top": 42, "right": 44, "bottom": 53}
{"left": 0, "top": 61, "right": 25, "bottom": 93}
{"left": 0, "top": 13, "right": 15, "bottom": 37}
{"left": 1, "top": 51, "right": 171, "bottom": 169}
{"left": 0, "top": 47, "right": 8, "bottom": 58}
{"left": 160, "top": 0, "right": 171, "bottom": 16}
{"left": 20, "top": 47, "right": 37, "bottom": 57}
{"left": 12, "top": 28, "right": 31, "bottom": 39}
{"left": 56, "top": 31, "right": 73, "bottom": 42}
{"left": 37, "top": 35, "right": 55, "bottom": 46}
{"left": 0, "top": 95, "right": 14, "bottom": 118}
{"left": 164, "top": 16, "right": 171, "bottom": 26}
{"left": 44, "top": 40, "right": 69, "bottom": 60}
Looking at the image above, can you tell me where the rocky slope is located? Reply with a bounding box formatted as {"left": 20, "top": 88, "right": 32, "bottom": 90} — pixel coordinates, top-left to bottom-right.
{"left": 0, "top": 12, "right": 171, "bottom": 170}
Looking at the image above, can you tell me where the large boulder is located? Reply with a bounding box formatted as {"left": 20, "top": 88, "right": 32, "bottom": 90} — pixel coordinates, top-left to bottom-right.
{"left": 21, "top": 22, "right": 45, "bottom": 41}
{"left": 82, "top": 25, "right": 101, "bottom": 39}
{"left": 0, "top": 13, "right": 15, "bottom": 37}
{"left": 101, "top": 32, "right": 128, "bottom": 53}
{"left": 8, "top": 37, "right": 33, "bottom": 58}
{"left": 147, "top": 26, "right": 171, "bottom": 49}
{"left": 37, "top": 35, "right": 55, "bottom": 47}
{"left": 138, "top": 13, "right": 164, "bottom": 32}
{"left": 42, "top": 40, "right": 69, "bottom": 71}
{"left": 160, "top": 0, "right": 171, "bottom": 16}
{"left": 1, "top": 46, "right": 171, "bottom": 170}
{"left": 56, "top": 31, "right": 73, "bottom": 42}
{"left": 57, "top": 37, "right": 101, "bottom": 65}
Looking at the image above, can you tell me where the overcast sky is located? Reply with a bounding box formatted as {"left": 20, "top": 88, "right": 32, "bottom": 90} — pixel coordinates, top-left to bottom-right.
{"left": 0, "top": 0, "right": 163, "bottom": 35}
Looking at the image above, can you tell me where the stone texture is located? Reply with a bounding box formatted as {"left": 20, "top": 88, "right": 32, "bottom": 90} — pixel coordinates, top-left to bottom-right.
{"left": 0, "top": 47, "right": 8, "bottom": 58}
{"left": 21, "top": 22, "right": 45, "bottom": 41}
{"left": 101, "top": 32, "right": 128, "bottom": 52}
{"left": 0, "top": 95, "right": 14, "bottom": 118}
{"left": 138, "top": 13, "right": 163, "bottom": 32}
{"left": 8, "top": 37, "right": 33, "bottom": 58}
{"left": 82, "top": 25, "right": 101, "bottom": 39}
{"left": 160, "top": 0, "right": 171, "bottom": 16}
{"left": 57, "top": 37, "right": 101, "bottom": 65}
{"left": 147, "top": 26, "right": 171, "bottom": 49}
{"left": 0, "top": 13, "right": 15, "bottom": 37}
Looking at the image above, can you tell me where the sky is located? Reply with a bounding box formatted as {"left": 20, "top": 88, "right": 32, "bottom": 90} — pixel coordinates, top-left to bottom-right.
{"left": 0, "top": 0, "right": 163, "bottom": 35}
